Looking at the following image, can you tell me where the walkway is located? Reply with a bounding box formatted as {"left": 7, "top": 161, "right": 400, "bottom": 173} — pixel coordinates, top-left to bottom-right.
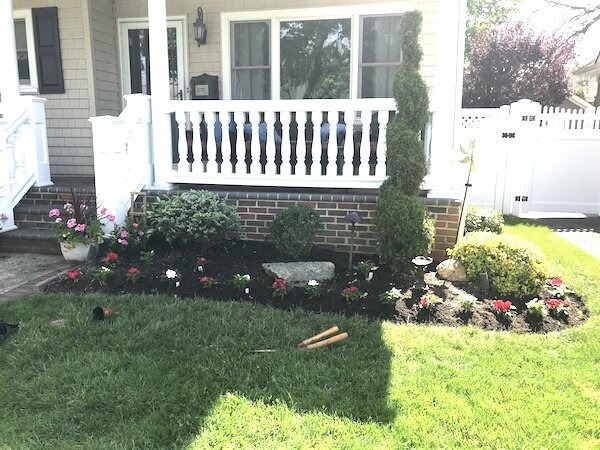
{"left": 0, "top": 253, "right": 73, "bottom": 302}
{"left": 526, "top": 216, "right": 600, "bottom": 260}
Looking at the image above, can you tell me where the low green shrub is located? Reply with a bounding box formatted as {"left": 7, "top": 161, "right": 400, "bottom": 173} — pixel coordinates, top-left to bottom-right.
{"left": 448, "top": 232, "right": 547, "bottom": 297}
{"left": 464, "top": 206, "right": 504, "bottom": 234}
{"left": 147, "top": 190, "right": 240, "bottom": 249}
{"left": 270, "top": 205, "right": 322, "bottom": 258}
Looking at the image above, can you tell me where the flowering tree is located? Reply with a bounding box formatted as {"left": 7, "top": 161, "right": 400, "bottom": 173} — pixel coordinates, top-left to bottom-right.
{"left": 463, "top": 22, "right": 575, "bottom": 107}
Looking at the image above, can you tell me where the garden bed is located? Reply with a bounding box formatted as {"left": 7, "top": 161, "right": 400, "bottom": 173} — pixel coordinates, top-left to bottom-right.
{"left": 45, "top": 239, "right": 589, "bottom": 333}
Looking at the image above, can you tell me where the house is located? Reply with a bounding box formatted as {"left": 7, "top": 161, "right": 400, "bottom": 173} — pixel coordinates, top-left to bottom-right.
{"left": 573, "top": 52, "right": 600, "bottom": 107}
{"left": 0, "top": 0, "right": 466, "bottom": 260}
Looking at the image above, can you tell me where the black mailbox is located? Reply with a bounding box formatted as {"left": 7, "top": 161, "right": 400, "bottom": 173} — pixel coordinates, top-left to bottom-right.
{"left": 190, "top": 73, "right": 219, "bottom": 100}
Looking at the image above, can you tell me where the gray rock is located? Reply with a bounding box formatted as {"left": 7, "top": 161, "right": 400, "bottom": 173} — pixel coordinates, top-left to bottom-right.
{"left": 262, "top": 262, "right": 335, "bottom": 285}
{"left": 436, "top": 259, "right": 468, "bottom": 282}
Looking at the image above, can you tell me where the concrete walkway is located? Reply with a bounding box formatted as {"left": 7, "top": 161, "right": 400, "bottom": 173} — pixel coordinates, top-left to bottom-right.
{"left": 0, "top": 253, "right": 73, "bottom": 302}
{"left": 528, "top": 216, "right": 600, "bottom": 260}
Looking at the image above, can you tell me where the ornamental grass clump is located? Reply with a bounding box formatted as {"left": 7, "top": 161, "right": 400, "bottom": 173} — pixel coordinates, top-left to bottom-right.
{"left": 448, "top": 232, "right": 547, "bottom": 297}
{"left": 147, "top": 190, "right": 240, "bottom": 250}
{"left": 374, "top": 11, "right": 434, "bottom": 270}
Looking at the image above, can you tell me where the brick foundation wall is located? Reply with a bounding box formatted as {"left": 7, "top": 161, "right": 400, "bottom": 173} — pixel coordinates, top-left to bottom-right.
{"left": 146, "top": 189, "right": 460, "bottom": 261}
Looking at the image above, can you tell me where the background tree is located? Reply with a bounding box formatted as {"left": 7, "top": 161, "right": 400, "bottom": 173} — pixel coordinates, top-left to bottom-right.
{"left": 463, "top": 22, "right": 575, "bottom": 107}
{"left": 545, "top": 0, "right": 600, "bottom": 39}
{"left": 465, "top": 0, "right": 521, "bottom": 62}
{"left": 375, "top": 11, "right": 434, "bottom": 270}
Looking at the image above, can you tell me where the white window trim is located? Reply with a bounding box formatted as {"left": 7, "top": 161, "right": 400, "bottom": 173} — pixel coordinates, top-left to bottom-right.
{"left": 117, "top": 17, "right": 188, "bottom": 100}
{"left": 221, "top": 3, "right": 416, "bottom": 100}
{"left": 14, "top": 9, "right": 39, "bottom": 94}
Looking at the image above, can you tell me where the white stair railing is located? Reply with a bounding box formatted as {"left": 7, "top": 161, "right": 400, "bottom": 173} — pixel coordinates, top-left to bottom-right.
{"left": 90, "top": 94, "right": 153, "bottom": 232}
{"left": 0, "top": 96, "right": 52, "bottom": 233}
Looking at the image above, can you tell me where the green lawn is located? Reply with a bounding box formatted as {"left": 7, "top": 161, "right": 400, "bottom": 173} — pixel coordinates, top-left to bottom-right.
{"left": 0, "top": 221, "right": 599, "bottom": 449}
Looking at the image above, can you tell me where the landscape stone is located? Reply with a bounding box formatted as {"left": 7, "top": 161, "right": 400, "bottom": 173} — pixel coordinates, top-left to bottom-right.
{"left": 262, "top": 262, "right": 335, "bottom": 285}
{"left": 436, "top": 259, "right": 468, "bottom": 282}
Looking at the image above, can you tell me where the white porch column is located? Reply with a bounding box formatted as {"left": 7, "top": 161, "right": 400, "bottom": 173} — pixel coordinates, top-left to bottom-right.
{"left": 425, "top": 0, "right": 466, "bottom": 199}
{"left": 0, "top": 0, "right": 21, "bottom": 102}
{"left": 148, "top": 0, "right": 172, "bottom": 187}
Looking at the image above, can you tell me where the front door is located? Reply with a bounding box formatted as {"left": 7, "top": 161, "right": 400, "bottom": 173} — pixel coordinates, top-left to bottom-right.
{"left": 119, "top": 19, "right": 186, "bottom": 100}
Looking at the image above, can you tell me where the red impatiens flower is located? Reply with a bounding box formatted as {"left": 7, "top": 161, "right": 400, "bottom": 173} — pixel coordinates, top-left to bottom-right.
{"left": 420, "top": 295, "right": 430, "bottom": 308}
{"left": 68, "top": 268, "right": 81, "bottom": 280}
{"left": 197, "top": 256, "right": 207, "bottom": 264}
{"left": 546, "top": 298, "right": 570, "bottom": 309}
{"left": 127, "top": 267, "right": 139, "bottom": 275}
{"left": 548, "top": 277, "right": 564, "bottom": 286}
{"left": 102, "top": 251, "right": 118, "bottom": 264}
{"left": 272, "top": 278, "right": 287, "bottom": 292}
{"left": 492, "top": 300, "right": 513, "bottom": 313}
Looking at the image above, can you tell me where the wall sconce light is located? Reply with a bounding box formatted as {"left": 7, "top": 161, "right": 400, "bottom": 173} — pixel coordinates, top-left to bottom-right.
{"left": 193, "top": 7, "right": 207, "bottom": 46}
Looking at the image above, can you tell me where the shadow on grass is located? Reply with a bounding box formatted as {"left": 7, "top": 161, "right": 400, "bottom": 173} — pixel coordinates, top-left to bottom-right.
{"left": 0, "top": 293, "right": 395, "bottom": 449}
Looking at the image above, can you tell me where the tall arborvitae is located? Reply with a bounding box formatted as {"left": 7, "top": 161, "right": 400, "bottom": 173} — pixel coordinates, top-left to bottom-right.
{"left": 375, "top": 11, "right": 434, "bottom": 269}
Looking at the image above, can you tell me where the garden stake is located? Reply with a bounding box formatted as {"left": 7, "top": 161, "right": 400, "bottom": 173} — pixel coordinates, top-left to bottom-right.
{"left": 345, "top": 212, "right": 362, "bottom": 274}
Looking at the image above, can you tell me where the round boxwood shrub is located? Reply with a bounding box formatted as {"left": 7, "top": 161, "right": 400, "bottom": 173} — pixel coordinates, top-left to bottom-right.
{"left": 270, "top": 205, "right": 322, "bottom": 258}
{"left": 465, "top": 206, "right": 504, "bottom": 234}
{"left": 448, "top": 232, "right": 547, "bottom": 297}
{"left": 147, "top": 190, "right": 240, "bottom": 249}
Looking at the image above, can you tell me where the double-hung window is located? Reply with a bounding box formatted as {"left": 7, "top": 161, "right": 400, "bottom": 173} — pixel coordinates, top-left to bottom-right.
{"left": 223, "top": 6, "right": 408, "bottom": 101}
{"left": 359, "top": 15, "right": 403, "bottom": 98}
{"left": 13, "top": 10, "right": 39, "bottom": 93}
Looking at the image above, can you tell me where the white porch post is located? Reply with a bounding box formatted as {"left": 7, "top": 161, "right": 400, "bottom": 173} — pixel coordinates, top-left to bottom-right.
{"left": 148, "top": 0, "right": 172, "bottom": 187}
{"left": 425, "top": 0, "right": 466, "bottom": 199}
{"left": 0, "top": 0, "right": 21, "bottom": 102}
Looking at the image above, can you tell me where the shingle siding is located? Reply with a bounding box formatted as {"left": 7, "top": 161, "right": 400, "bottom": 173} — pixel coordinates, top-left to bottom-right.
{"left": 14, "top": 0, "right": 94, "bottom": 177}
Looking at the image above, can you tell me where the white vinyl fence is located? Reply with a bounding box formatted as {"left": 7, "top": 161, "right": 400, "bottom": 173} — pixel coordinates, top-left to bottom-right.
{"left": 460, "top": 99, "right": 600, "bottom": 216}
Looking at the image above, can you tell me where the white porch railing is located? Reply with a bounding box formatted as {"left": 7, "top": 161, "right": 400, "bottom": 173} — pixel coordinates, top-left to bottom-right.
{"left": 0, "top": 96, "right": 52, "bottom": 233}
{"left": 90, "top": 94, "right": 153, "bottom": 233}
{"left": 164, "top": 98, "right": 397, "bottom": 188}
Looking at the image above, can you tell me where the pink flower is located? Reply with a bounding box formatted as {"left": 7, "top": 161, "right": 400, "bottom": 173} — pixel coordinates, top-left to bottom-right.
{"left": 107, "top": 214, "right": 116, "bottom": 222}
{"left": 118, "top": 239, "right": 129, "bottom": 246}
{"left": 132, "top": 222, "right": 140, "bottom": 229}
{"left": 549, "top": 277, "right": 564, "bottom": 286}
{"left": 68, "top": 268, "right": 81, "bottom": 280}
{"left": 63, "top": 203, "right": 74, "bottom": 213}
{"left": 420, "top": 295, "right": 430, "bottom": 307}
{"left": 75, "top": 224, "right": 86, "bottom": 232}
{"left": 492, "top": 300, "right": 513, "bottom": 313}
{"left": 55, "top": 218, "right": 63, "bottom": 224}
{"left": 102, "top": 251, "right": 118, "bottom": 263}
{"left": 138, "top": 231, "right": 145, "bottom": 237}
{"left": 100, "top": 207, "right": 108, "bottom": 215}
{"left": 120, "top": 230, "right": 129, "bottom": 239}
{"left": 49, "top": 208, "right": 61, "bottom": 217}
{"left": 66, "top": 218, "right": 77, "bottom": 228}
{"left": 127, "top": 267, "right": 139, "bottom": 275}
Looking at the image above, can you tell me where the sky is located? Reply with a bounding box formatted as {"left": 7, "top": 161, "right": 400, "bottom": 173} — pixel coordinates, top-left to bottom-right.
{"left": 515, "top": 0, "right": 600, "bottom": 65}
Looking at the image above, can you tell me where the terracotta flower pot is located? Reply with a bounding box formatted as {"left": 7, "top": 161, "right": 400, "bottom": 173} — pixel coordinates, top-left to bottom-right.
{"left": 59, "top": 241, "right": 98, "bottom": 261}
{"left": 92, "top": 307, "right": 114, "bottom": 321}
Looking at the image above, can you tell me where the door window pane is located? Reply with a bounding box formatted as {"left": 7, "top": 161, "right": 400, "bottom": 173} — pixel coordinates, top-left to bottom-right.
{"left": 231, "top": 21, "right": 270, "bottom": 99}
{"left": 280, "top": 19, "right": 350, "bottom": 99}
{"left": 14, "top": 19, "right": 30, "bottom": 84}
{"left": 360, "top": 15, "right": 402, "bottom": 98}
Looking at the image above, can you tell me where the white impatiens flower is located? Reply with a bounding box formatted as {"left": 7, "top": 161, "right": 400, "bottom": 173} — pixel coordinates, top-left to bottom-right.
{"left": 307, "top": 279, "right": 319, "bottom": 286}
{"left": 165, "top": 269, "right": 178, "bottom": 279}
{"left": 242, "top": 274, "right": 250, "bottom": 281}
{"left": 388, "top": 287, "right": 402, "bottom": 299}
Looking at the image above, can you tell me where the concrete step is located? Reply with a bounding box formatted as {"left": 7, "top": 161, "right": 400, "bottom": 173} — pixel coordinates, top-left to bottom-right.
{"left": 0, "top": 228, "right": 60, "bottom": 255}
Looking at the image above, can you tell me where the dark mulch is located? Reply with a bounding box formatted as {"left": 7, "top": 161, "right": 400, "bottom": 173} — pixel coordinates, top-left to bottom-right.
{"left": 45, "top": 239, "right": 589, "bottom": 333}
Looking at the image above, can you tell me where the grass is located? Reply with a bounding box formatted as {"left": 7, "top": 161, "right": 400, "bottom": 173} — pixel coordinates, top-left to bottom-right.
{"left": 0, "top": 220, "right": 599, "bottom": 449}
